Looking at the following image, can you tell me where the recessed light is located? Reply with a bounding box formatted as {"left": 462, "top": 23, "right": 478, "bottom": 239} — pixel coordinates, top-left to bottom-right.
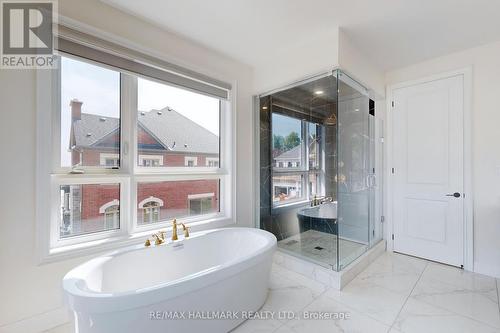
{"left": 262, "top": 106, "right": 268, "bottom": 110}
{"left": 354, "top": 108, "right": 360, "bottom": 112}
{"left": 314, "top": 90, "right": 324, "bottom": 95}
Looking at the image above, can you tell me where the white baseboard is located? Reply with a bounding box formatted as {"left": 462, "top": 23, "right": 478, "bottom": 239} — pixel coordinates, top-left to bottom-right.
{"left": 474, "top": 261, "right": 500, "bottom": 279}
{"left": 0, "top": 307, "right": 70, "bottom": 333}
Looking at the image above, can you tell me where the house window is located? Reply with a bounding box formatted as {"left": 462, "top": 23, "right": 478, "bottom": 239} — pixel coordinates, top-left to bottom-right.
{"left": 142, "top": 202, "right": 160, "bottom": 224}
{"left": 138, "top": 155, "right": 163, "bottom": 167}
{"left": 100, "top": 153, "right": 119, "bottom": 167}
{"left": 205, "top": 157, "right": 219, "bottom": 167}
{"left": 137, "top": 197, "right": 164, "bottom": 225}
{"left": 271, "top": 113, "right": 324, "bottom": 207}
{"left": 40, "top": 35, "right": 231, "bottom": 258}
{"left": 184, "top": 156, "right": 198, "bottom": 167}
{"left": 101, "top": 201, "right": 120, "bottom": 229}
{"left": 188, "top": 193, "right": 215, "bottom": 215}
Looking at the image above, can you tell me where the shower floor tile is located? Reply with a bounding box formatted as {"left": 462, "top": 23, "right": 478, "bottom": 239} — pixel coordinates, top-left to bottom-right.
{"left": 277, "top": 230, "right": 367, "bottom": 269}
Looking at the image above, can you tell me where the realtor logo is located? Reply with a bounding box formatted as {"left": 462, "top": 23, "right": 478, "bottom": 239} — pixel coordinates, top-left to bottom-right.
{"left": 1, "top": 0, "right": 57, "bottom": 68}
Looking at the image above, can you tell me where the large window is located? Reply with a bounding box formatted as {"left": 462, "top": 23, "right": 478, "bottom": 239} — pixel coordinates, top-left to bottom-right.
{"left": 41, "top": 38, "right": 232, "bottom": 257}
{"left": 272, "top": 113, "right": 324, "bottom": 206}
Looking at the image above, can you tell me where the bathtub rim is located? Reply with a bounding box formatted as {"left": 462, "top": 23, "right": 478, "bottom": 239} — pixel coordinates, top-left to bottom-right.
{"left": 63, "top": 227, "right": 276, "bottom": 313}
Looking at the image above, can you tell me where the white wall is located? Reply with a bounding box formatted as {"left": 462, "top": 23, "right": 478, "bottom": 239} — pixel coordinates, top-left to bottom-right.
{"left": 253, "top": 27, "right": 339, "bottom": 94}
{"left": 0, "top": 0, "right": 254, "bottom": 329}
{"left": 252, "top": 27, "right": 385, "bottom": 101}
{"left": 338, "top": 29, "right": 385, "bottom": 98}
{"left": 386, "top": 41, "right": 500, "bottom": 278}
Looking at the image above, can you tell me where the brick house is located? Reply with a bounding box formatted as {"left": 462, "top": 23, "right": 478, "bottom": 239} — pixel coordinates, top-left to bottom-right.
{"left": 61, "top": 99, "right": 220, "bottom": 237}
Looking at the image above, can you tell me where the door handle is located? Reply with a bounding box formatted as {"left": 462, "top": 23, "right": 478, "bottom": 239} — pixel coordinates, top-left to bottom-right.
{"left": 446, "top": 192, "right": 461, "bottom": 198}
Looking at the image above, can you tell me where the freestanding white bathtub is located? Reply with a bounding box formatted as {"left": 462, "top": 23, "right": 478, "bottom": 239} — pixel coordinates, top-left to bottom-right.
{"left": 63, "top": 228, "right": 277, "bottom": 333}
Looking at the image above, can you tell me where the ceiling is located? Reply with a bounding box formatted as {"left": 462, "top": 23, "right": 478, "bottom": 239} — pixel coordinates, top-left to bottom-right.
{"left": 101, "top": 0, "right": 500, "bottom": 71}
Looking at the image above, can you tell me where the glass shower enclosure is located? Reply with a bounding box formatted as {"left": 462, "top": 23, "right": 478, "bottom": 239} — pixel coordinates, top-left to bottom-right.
{"left": 258, "top": 69, "right": 383, "bottom": 271}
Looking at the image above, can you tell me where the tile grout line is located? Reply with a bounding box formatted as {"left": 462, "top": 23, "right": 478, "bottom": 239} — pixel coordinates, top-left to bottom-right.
{"left": 387, "top": 260, "right": 428, "bottom": 332}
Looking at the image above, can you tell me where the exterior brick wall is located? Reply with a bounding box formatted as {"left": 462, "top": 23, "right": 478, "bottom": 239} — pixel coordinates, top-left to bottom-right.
{"left": 81, "top": 184, "right": 120, "bottom": 219}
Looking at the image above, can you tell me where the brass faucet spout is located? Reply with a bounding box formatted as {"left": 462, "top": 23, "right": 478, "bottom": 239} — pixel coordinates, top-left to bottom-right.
{"left": 171, "top": 218, "right": 178, "bottom": 241}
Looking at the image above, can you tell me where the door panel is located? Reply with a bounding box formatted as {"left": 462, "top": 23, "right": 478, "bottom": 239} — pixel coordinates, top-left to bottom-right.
{"left": 393, "top": 75, "right": 464, "bottom": 266}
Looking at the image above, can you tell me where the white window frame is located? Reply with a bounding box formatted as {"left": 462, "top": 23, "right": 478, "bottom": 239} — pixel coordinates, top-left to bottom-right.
{"left": 49, "top": 175, "right": 130, "bottom": 250}
{"left": 184, "top": 156, "right": 198, "bottom": 167}
{"left": 35, "top": 26, "right": 235, "bottom": 263}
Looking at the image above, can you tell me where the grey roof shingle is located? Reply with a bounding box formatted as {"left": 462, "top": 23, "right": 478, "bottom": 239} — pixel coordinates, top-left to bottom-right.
{"left": 274, "top": 145, "right": 301, "bottom": 160}
{"left": 274, "top": 140, "right": 318, "bottom": 160}
{"left": 73, "top": 107, "right": 219, "bottom": 154}
{"left": 138, "top": 108, "right": 219, "bottom": 154}
{"left": 73, "top": 114, "right": 119, "bottom": 147}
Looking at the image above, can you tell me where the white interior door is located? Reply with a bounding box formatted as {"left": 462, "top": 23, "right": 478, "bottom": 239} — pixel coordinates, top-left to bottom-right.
{"left": 392, "top": 75, "right": 464, "bottom": 267}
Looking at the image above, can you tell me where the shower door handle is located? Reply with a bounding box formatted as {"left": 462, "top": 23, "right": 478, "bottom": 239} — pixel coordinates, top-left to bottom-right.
{"left": 445, "top": 192, "right": 461, "bottom": 198}
{"left": 366, "top": 175, "right": 376, "bottom": 188}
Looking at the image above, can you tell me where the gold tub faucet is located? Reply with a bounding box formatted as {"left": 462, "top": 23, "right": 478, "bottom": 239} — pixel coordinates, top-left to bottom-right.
{"left": 171, "top": 219, "right": 178, "bottom": 241}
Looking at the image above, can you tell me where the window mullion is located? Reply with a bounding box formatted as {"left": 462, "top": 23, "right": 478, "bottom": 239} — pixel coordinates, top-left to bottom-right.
{"left": 120, "top": 74, "right": 137, "bottom": 234}
{"left": 52, "top": 56, "right": 62, "bottom": 174}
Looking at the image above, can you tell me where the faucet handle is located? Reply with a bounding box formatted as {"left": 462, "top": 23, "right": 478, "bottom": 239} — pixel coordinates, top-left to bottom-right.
{"left": 181, "top": 223, "right": 190, "bottom": 238}
{"left": 152, "top": 233, "right": 164, "bottom": 245}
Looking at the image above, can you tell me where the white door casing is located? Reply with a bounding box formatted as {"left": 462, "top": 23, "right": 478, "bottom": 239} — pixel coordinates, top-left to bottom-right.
{"left": 392, "top": 74, "right": 464, "bottom": 267}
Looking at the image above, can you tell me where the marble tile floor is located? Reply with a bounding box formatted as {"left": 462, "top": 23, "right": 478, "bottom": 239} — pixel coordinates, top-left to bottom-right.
{"left": 232, "top": 251, "right": 500, "bottom": 333}
{"left": 45, "top": 252, "right": 500, "bottom": 333}
{"left": 277, "top": 229, "right": 367, "bottom": 269}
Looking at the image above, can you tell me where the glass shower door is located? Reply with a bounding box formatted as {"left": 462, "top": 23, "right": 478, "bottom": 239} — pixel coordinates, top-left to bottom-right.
{"left": 335, "top": 70, "right": 370, "bottom": 270}
{"left": 370, "top": 117, "right": 384, "bottom": 246}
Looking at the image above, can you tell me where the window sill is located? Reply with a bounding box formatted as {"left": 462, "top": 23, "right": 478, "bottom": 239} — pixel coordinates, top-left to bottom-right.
{"left": 39, "top": 216, "right": 235, "bottom": 264}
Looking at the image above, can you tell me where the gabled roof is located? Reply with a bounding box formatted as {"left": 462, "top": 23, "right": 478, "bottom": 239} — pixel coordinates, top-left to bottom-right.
{"left": 72, "top": 107, "right": 219, "bottom": 154}
{"left": 274, "top": 145, "right": 301, "bottom": 160}
{"left": 274, "top": 139, "right": 318, "bottom": 161}
{"left": 73, "top": 113, "right": 119, "bottom": 148}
